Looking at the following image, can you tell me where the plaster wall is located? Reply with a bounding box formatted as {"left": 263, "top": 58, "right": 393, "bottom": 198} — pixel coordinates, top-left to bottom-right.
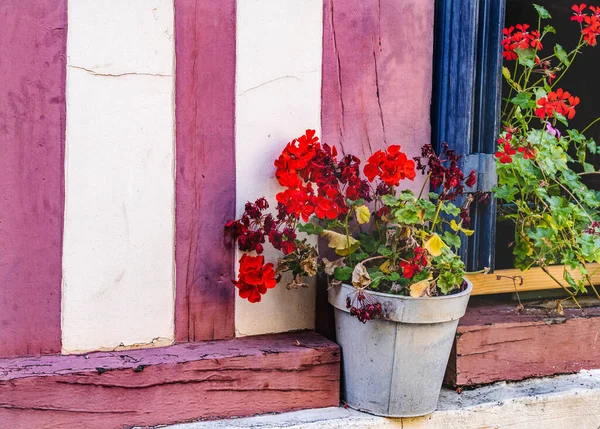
{"left": 62, "top": 0, "right": 176, "bottom": 353}
{"left": 234, "top": 0, "right": 323, "bottom": 336}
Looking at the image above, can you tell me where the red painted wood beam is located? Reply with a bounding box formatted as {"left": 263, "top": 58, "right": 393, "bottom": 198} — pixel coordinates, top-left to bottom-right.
{"left": 445, "top": 299, "right": 600, "bottom": 387}
{"left": 174, "top": 0, "right": 237, "bottom": 342}
{"left": 0, "top": 331, "right": 340, "bottom": 429}
{"left": 0, "top": 1, "right": 67, "bottom": 357}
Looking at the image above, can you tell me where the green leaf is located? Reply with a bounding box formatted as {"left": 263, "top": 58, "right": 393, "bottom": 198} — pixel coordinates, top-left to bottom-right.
{"left": 439, "top": 202, "right": 461, "bottom": 216}
{"left": 386, "top": 272, "right": 401, "bottom": 282}
{"left": 381, "top": 195, "right": 400, "bottom": 206}
{"left": 427, "top": 192, "right": 440, "bottom": 200}
{"left": 297, "top": 222, "right": 323, "bottom": 235}
{"left": 554, "top": 44, "right": 570, "bottom": 66}
{"left": 534, "top": 4, "right": 551, "bottom": 19}
{"left": 511, "top": 92, "right": 534, "bottom": 109}
{"left": 396, "top": 207, "right": 420, "bottom": 224}
{"left": 584, "top": 162, "right": 596, "bottom": 173}
{"left": 554, "top": 112, "right": 569, "bottom": 127}
{"left": 377, "top": 245, "right": 394, "bottom": 258}
{"left": 443, "top": 231, "right": 462, "bottom": 249}
{"left": 543, "top": 24, "right": 556, "bottom": 34}
{"left": 515, "top": 47, "right": 536, "bottom": 68}
{"left": 333, "top": 266, "right": 353, "bottom": 282}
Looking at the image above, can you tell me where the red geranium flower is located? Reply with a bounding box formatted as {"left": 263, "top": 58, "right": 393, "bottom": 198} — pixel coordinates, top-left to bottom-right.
{"left": 495, "top": 142, "right": 517, "bottom": 164}
{"left": 518, "top": 145, "right": 536, "bottom": 160}
{"left": 466, "top": 170, "right": 477, "bottom": 187}
{"left": 364, "top": 145, "right": 416, "bottom": 186}
{"left": 233, "top": 254, "right": 277, "bottom": 303}
{"left": 572, "top": 3, "right": 587, "bottom": 22}
{"left": 399, "top": 247, "right": 428, "bottom": 279}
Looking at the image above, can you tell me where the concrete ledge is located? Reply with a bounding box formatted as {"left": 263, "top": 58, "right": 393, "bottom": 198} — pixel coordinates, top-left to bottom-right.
{"left": 168, "top": 370, "right": 600, "bottom": 429}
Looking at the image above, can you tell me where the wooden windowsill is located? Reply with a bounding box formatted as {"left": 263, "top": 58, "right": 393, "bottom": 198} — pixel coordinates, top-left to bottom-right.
{"left": 468, "top": 263, "right": 600, "bottom": 295}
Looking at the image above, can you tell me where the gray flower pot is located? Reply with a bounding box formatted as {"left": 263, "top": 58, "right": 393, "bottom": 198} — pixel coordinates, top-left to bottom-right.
{"left": 328, "top": 280, "right": 472, "bottom": 417}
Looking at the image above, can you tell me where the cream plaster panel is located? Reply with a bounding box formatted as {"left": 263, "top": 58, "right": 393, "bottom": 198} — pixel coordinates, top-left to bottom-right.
{"left": 62, "top": 1, "right": 175, "bottom": 353}
{"left": 235, "top": 0, "right": 323, "bottom": 336}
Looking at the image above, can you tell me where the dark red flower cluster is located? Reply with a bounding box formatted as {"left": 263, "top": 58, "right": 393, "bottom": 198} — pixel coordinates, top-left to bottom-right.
{"left": 572, "top": 4, "right": 600, "bottom": 45}
{"left": 502, "top": 24, "right": 543, "bottom": 60}
{"left": 535, "top": 88, "right": 580, "bottom": 120}
{"left": 414, "top": 143, "right": 476, "bottom": 200}
{"left": 345, "top": 290, "right": 383, "bottom": 323}
{"left": 399, "top": 247, "right": 428, "bottom": 279}
{"left": 585, "top": 220, "right": 600, "bottom": 235}
{"left": 363, "top": 145, "right": 416, "bottom": 186}
{"left": 233, "top": 254, "right": 277, "bottom": 303}
{"left": 274, "top": 130, "right": 374, "bottom": 222}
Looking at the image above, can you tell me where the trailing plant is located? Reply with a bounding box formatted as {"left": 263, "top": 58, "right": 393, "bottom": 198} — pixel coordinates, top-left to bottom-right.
{"left": 496, "top": 3, "right": 600, "bottom": 306}
{"left": 226, "top": 130, "right": 483, "bottom": 322}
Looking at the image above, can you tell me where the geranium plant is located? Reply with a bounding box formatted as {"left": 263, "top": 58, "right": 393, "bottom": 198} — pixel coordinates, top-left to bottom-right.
{"left": 496, "top": 3, "right": 600, "bottom": 306}
{"left": 226, "top": 130, "right": 483, "bottom": 322}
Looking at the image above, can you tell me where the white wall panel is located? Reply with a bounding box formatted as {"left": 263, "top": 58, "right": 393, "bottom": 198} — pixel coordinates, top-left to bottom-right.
{"left": 62, "top": 0, "right": 175, "bottom": 353}
{"left": 235, "top": 0, "right": 323, "bottom": 336}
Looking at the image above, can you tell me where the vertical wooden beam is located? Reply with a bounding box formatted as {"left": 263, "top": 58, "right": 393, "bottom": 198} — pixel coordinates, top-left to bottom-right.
{"left": 174, "top": 0, "right": 237, "bottom": 342}
{"left": 0, "top": 1, "right": 67, "bottom": 357}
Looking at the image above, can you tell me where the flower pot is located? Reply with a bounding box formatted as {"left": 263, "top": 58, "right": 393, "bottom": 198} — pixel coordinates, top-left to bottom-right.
{"left": 328, "top": 280, "right": 472, "bottom": 417}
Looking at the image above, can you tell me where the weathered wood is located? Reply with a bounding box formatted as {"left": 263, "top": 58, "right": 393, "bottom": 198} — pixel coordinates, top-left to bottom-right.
{"left": 0, "top": 0, "right": 66, "bottom": 357}
{"left": 0, "top": 331, "right": 340, "bottom": 429}
{"left": 445, "top": 299, "right": 600, "bottom": 387}
{"left": 468, "top": 264, "right": 600, "bottom": 296}
{"left": 174, "top": 0, "right": 237, "bottom": 342}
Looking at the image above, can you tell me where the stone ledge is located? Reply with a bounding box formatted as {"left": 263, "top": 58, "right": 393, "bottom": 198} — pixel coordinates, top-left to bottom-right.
{"left": 167, "top": 370, "right": 600, "bottom": 429}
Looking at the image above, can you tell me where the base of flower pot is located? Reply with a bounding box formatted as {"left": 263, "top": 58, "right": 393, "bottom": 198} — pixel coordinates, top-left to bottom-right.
{"left": 329, "top": 281, "right": 472, "bottom": 418}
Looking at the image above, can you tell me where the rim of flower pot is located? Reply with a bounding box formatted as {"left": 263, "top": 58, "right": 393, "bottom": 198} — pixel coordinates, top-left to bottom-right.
{"left": 328, "top": 279, "right": 473, "bottom": 324}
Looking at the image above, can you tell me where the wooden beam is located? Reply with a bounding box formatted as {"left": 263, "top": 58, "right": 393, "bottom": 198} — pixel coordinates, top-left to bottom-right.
{"left": 468, "top": 264, "right": 600, "bottom": 296}
{"left": 174, "top": 0, "right": 237, "bottom": 341}
{"left": 445, "top": 299, "right": 600, "bottom": 387}
{"left": 0, "top": 0, "right": 67, "bottom": 357}
{"left": 0, "top": 331, "right": 340, "bottom": 429}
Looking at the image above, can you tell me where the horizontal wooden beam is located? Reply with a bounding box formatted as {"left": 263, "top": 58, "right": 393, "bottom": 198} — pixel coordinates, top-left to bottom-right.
{"left": 0, "top": 331, "right": 340, "bottom": 429}
{"left": 468, "top": 263, "right": 600, "bottom": 296}
{"left": 445, "top": 298, "right": 600, "bottom": 387}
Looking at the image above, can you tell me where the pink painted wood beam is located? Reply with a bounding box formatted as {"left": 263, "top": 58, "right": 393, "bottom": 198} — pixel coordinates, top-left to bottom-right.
{"left": 321, "top": 0, "right": 434, "bottom": 161}
{"left": 174, "top": 0, "right": 237, "bottom": 342}
{"left": 0, "top": 1, "right": 67, "bottom": 357}
{"left": 0, "top": 331, "right": 340, "bottom": 429}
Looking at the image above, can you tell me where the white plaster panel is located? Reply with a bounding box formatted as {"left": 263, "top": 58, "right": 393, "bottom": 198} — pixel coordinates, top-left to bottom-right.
{"left": 62, "top": 1, "right": 175, "bottom": 353}
{"left": 234, "top": 0, "right": 323, "bottom": 336}
{"left": 67, "top": 0, "right": 174, "bottom": 76}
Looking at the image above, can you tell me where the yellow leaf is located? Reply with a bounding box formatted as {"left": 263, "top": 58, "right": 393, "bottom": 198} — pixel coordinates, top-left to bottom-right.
{"left": 410, "top": 279, "right": 430, "bottom": 298}
{"left": 502, "top": 66, "right": 511, "bottom": 80}
{"left": 355, "top": 205, "right": 371, "bottom": 224}
{"left": 321, "top": 230, "right": 360, "bottom": 256}
{"left": 450, "top": 219, "right": 475, "bottom": 236}
{"left": 424, "top": 233, "right": 447, "bottom": 257}
{"left": 379, "top": 259, "right": 391, "bottom": 274}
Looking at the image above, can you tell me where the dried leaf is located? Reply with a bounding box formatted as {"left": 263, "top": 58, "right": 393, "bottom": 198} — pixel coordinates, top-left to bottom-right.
{"left": 321, "top": 230, "right": 360, "bottom": 256}
{"left": 352, "top": 263, "right": 372, "bottom": 288}
{"left": 556, "top": 301, "right": 564, "bottom": 315}
{"left": 286, "top": 274, "right": 309, "bottom": 290}
{"left": 409, "top": 279, "right": 430, "bottom": 298}
{"left": 424, "top": 233, "right": 447, "bottom": 257}
{"left": 300, "top": 256, "right": 318, "bottom": 276}
{"left": 322, "top": 257, "right": 346, "bottom": 276}
{"left": 355, "top": 205, "right": 371, "bottom": 224}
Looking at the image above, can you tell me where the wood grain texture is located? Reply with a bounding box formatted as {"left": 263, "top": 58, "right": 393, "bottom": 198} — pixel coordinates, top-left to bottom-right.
{"left": 0, "top": 331, "right": 340, "bottom": 429}
{"left": 468, "top": 264, "right": 600, "bottom": 295}
{"left": 0, "top": 0, "right": 66, "bottom": 357}
{"left": 445, "top": 299, "right": 600, "bottom": 387}
{"left": 174, "top": 0, "right": 236, "bottom": 342}
{"left": 321, "top": 0, "right": 434, "bottom": 166}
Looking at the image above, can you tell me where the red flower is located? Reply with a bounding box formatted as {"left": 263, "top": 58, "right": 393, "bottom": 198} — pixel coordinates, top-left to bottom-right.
{"left": 501, "top": 23, "right": 544, "bottom": 61}
{"left": 274, "top": 129, "right": 320, "bottom": 188}
{"left": 495, "top": 142, "right": 516, "bottom": 164}
{"left": 364, "top": 145, "right": 416, "bottom": 186}
{"left": 572, "top": 3, "right": 587, "bottom": 22}
{"left": 233, "top": 254, "right": 277, "bottom": 303}
{"left": 466, "top": 170, "right": 477, "bottom": 187}
{"left": 535, "top": 89, "right": 579, "bottom": 120}
{"left": 582, "top": 14, "right": 600, "bottom": 45}
{"left": 399, "top": 247, "right": 428, "bottom": 279}
{"left": 518, "top": 145, "right": 536, "bottom": 160}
